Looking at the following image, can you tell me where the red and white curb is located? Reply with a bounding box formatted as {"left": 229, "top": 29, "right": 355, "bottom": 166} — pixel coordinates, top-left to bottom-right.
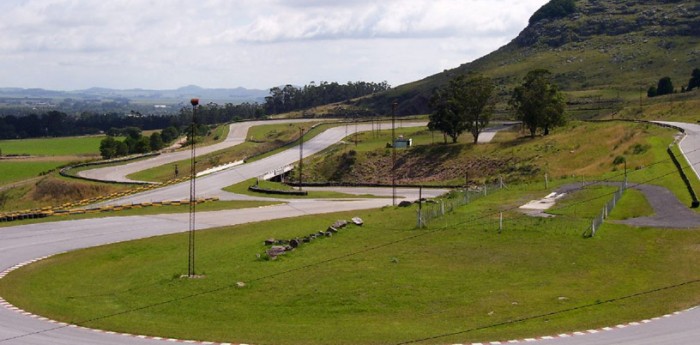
{"left": 1, "top": 256, "right": 698, "bottom": 344}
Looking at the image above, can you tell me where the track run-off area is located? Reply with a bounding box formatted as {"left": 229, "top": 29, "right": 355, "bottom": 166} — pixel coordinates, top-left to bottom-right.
{"left": 0, "top": 120, "right": 699, "bottom": 344}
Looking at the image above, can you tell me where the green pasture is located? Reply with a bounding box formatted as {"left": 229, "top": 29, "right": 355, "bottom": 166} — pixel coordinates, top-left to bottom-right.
{"left": 0, "top": 161, "right": 68, "bottom": 185}
{"left": 2, "top": 184, "right": 699, "bottom": 345}
{"left": 0, "top": 136, "right": 106, "bottom": 156}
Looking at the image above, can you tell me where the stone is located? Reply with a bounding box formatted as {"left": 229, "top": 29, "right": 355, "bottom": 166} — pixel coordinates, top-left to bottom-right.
{"left": 332, "top": 220, "right": 348, "bottom": 229}
{"left": 266, "top": 246, "right": 287, "bottom": 257}
{"left": 290, "top": 239, "right": 300, "bottom": 248}
{"left": 264, "top": 238, "right": 276, "bottom": 245}
{"left": 324, "top": 231, "right": 333, "bottom": 237}
{"left": 351, "top": 217, "right": 364, "bottom": 226}
{"left": 328, "top": 226, "right": 338, "bottom": 233}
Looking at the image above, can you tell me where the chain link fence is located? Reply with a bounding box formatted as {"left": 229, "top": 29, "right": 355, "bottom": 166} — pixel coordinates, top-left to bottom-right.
{"left": 417, "top": 179, "right": 505, "bottom": 228}
{"left": 583, "top": 179, "right": 627, "bottom": 238}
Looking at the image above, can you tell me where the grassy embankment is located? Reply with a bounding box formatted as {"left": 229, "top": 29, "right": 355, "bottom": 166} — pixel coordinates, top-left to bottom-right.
{"left": 1, "top": 177, "right": 699, "bottom": 345}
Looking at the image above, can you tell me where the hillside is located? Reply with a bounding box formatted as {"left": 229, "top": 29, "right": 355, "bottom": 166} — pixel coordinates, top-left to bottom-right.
{"left": 357, "top": 0, "right": 699, "bottom": 116}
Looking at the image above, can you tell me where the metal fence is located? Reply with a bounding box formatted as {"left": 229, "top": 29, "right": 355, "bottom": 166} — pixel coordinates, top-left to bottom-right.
{"left": 583, "top": 179, "right": 627, "bottom": 238}
{"left": 417, "top": 180, "right": 504, "bottom": 228}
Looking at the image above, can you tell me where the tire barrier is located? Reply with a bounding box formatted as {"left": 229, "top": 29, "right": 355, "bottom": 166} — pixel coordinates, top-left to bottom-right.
{"left": 248, "top": 185, "right": 308, "bottom": 196}
{"left": 0, "top": 197, "right": 220, "bottom": 223}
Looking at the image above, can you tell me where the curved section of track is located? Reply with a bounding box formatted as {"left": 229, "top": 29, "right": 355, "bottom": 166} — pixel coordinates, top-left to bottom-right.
{"left": 78, "top": 119, "right": 318, "bottom": 184}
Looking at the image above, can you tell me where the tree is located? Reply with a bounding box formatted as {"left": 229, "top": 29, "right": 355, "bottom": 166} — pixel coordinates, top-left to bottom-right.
{"left": 688, "top": 68, "right": 700, "bottom": 91}
{"left": 647, "top": 86, "right": 658, "bottom": 98}
{"left": 115, "top": 141, "right": 129, "bottom": 156}
{"left": 657, "top": 77, "right": 674, "bottom": 96}
{"left": 150, "top": 132, "right": 164, "bottom": 151}
{"left": 161, "top": 126, "right": 179, "bottom": 143}
{"left": 429, "top": 74, "right": 494, "bottom": 144}
{"left": 99, "top": 136, "right": 118, "bottom": 159}
{"left": 510, "top": 69, "right": 567, "bottom": 138}
{"left": 133, "top": 136, "right": 151, "bottom": 154}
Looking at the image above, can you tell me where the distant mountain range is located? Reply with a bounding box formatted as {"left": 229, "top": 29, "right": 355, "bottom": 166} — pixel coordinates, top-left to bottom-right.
{"left": 0, "top": 85, "right": 269, "bottom": 104}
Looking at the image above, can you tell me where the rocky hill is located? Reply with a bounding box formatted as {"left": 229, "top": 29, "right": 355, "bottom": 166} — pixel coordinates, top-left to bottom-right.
{"left": 357, "top": 0, "right": 699, "bottom": 116}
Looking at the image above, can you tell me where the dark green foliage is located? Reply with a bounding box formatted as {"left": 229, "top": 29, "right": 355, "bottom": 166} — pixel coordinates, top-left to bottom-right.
{"left": 613, "top": 155, "right": 626, "bottom": 166}
{"left": 529, "top": 0, "right": 577, "bottom": 24}
{"left": 99, "top": 136, "right": 118, "bottom": 159}
{"left": 160, "top": 126, "right": 180, "bottom": 143}
{"left": 647, "top": 86, "right": 658, "bottom": 98}
{"left": 429, "top": 74, "right": 495, "bottom": 143}
{"left": 264, "top": 81, "right": 391, "bottom": 115}
{"left": 510, "top": 69, "right": 567, "bottom": 138}
{"left": 149, "top": 132, "right": 164, "bottom": 151}
{"left": 688, "top": 68, "right": 700, "bottom": 91}
{"left": 657, "top": 77, "right": 674, "bottom": 96}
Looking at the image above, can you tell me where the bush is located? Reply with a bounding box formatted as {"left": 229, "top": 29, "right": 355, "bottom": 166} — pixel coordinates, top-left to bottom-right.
{"left": 613, "top": 156, "right": 626, "bottom": 166}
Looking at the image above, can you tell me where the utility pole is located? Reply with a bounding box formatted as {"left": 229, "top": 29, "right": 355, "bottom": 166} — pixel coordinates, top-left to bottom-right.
{"left": 188, "top": 98, "right": 199, "bottom": 278}
{"left": 299, "top": 126, "right": 304, "bottom": 191}
{"left": 392, "top": 101, "right": 398, "bottom": 206}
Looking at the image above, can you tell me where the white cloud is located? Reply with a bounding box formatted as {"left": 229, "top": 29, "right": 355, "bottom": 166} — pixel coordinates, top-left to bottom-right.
{"left": 0, "top": 0, "right": 548, "bottom": 90}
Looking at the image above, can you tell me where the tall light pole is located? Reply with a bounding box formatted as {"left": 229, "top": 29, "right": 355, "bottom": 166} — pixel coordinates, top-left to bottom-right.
{"left": 299, "top": 126, "right": 304, "bottom": 191}
{"left": 188, "top": 98, "right": 199, "bottom": 278}
{"left": 392, "top": 101, "right": 397, "bottom": 206}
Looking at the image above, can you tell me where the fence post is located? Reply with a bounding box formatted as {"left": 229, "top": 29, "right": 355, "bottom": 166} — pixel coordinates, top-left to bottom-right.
{"left": 441, "top": 201, "right": 445, "bottom": 216}
{"left": 499, "top": 212, "right": 503, "bottom": 232}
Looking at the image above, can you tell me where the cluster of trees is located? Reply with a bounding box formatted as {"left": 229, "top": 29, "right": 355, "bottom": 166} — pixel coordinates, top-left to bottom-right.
{"left": 428, "top": 74, "right": 495, "bottom": 144}
{"left": 99, "top": 126, "right": 181, "bottom": 159}
{"left": 0, "top": 111, "right": 176, "bottom": 140}
{"left": 647, "top": 68, "right": 700, "bottom": 97}
{"left": 510, "top": 70, "right": 567, "bottom": 138}
{"left": 175, "top": 102, "right": 265, "bottom": 125}
{"left": 264, "top": 81, "right": 390, "bottom": 115}
{"left": 428, "top": 69, "right": 566, "bottom": 143}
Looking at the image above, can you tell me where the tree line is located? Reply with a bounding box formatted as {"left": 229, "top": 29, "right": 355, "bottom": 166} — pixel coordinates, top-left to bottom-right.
{"left": 263, "top": 81, "right": 390, "bottom": 115}
{"left": 429, "top": 69, "right": 566, "bottom": 143}
{"left": 647, "top": 68, "right": 700, "bottom": 97}
{"left": 98, "top": 126, "right": 185, "bottom": 159}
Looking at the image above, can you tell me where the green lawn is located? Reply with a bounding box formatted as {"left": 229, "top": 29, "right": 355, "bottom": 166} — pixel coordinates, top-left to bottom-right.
{"left": 0, "top": 161, "right": 68, "bottom": 185}
{"left": 0, "top": 136, "right": 107, "bottom": 156}
{"left": 2, "top": 185, "right": 699, "bottom": 345}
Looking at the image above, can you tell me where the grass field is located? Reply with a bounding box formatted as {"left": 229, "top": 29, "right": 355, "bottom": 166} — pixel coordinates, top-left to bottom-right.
{"left": 1, "top": 184, "right": 699, "bottom": 345}
{"left": 0, "top": 161, "right": 67, "bottom": 186}
{"left": 0, "top": 136, "right": 107, "bottom": 156}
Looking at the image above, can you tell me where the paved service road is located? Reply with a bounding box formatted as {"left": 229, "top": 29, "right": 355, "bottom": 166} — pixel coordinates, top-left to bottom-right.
{"left": 78, "top": 119, "right": 319, "bottom": 184}
{"left": 654, "top": 121, "right": 700, "bottom": 180}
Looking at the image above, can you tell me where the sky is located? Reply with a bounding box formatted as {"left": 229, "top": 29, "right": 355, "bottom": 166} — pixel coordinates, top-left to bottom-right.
{"left": 0, "top": 0, "right": 549, "bottom": 91}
